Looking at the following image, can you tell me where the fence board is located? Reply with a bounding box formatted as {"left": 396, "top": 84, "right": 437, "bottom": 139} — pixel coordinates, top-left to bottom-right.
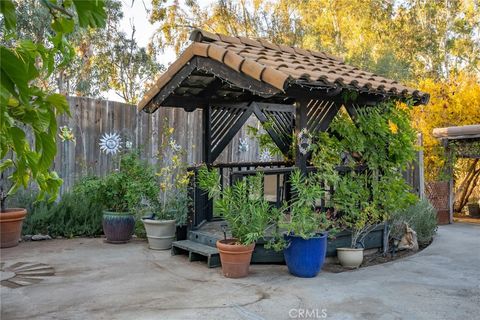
{"left": 50, "top": 97, "right": 269, "bottom": 193}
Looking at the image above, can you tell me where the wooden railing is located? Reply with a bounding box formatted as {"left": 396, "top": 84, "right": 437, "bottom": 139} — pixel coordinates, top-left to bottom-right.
{"left": 187, "top": 161, "right": 369, "bottom": 228}
{"left": 187, "top": 161, "right": 292, "bottom": 228}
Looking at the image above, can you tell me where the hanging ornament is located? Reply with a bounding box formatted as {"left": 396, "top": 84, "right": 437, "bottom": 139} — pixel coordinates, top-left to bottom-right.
{"left": 99, "top": 132, "right": 122, "bottom": 155}
{"left": 297, "top": 128, "right": 312, "bottom": 155}
{"left": 58, "top": 126, "right": 75, "bottom": 144}
{"left": 238, "top": 138, "right": 249, "bottom": 153}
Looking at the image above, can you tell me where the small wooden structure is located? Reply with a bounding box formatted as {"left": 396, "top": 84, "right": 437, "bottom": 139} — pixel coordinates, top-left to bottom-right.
{"left": 138, "top": 29, "right": 429, "bottom": 265}
{"left": 433, "top": 124, "right": 480, "bottom": 223}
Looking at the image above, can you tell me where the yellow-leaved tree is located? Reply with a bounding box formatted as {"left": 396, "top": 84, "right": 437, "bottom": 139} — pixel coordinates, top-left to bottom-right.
{"left": 412, "top": 72, "right": 480, "bottom": 211}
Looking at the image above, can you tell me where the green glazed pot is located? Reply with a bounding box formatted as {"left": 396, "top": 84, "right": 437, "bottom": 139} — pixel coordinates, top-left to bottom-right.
{"left": 102, "top": 211, "right": 135, "bottom": 243}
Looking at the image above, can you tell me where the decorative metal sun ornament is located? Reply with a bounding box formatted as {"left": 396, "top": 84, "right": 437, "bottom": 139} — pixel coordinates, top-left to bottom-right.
{"left": 259, "top": 148, "right": 273, "bottom": 162}
{"left": 297, "top": 128, "right": 312, "bottom": 155}
{"left": 99, "top": 132, "right": 122, "bottom": 155}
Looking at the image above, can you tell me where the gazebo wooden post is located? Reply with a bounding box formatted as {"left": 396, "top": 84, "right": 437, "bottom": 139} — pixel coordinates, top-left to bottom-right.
{"left": 443, "top": 138, "right": 454, "bottom": 224}
{"left": 201, "top": 105, "right": 213, "bottom": 223}
{"left": 202, "top": 105, "right": 212, "bottom": 164}
{"left": 295, "top": 100, "right": 308, "bottom": 175}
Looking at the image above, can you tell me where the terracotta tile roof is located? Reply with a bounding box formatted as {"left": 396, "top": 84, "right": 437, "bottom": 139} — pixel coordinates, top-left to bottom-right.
{"left": 138, "top": 29, "right": 428, "bottom": 111}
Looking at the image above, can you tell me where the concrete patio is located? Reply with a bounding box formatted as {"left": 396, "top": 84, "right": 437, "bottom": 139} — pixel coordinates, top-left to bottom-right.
{"left": 1, "top": 223, "right": 479, "bottom": 320}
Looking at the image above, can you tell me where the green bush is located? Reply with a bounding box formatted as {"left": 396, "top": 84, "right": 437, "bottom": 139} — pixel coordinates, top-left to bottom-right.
{"left": 389, "top": 199, "right": 437, "bottom": 246}
{"left": 100, "top": 152, "right": 158, "bottom": 212}
{"left": 13, "top": 176, "right": 104, "bottom": 238}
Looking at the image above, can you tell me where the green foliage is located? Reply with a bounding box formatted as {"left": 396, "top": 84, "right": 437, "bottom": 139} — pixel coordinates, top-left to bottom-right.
{"left": 198, "top": 166, "right": 273, "bottom": 245}
{"left": 329, "top": 103, "right": 418, "bottom": 172}
{"left": 94, "top": 28, "right": 163, "bottom": 104}
{"left": 151, "top": 0, "right": 480, "bottom": 81}
{"left": 310, "top": 101, "right": 418, "bottom": 247}
{"left": 267, "top": 170, "right": 338, "bottom": 251}
{"left": 389, "top": 199, "right": 437, "bottom": 246}
{"left": 12, "top": 176, "right": 104, "bottom": 238}
{"left": 246, "top": 123, "right": 284, "bottom": 158}
{"left": 100, "top": 152, "right": 158, "bottom": 213}
{"left": 153, "top": 119, "right": 192, "bottom": 223}
{"left": 0, "top": 0, "right": 106, "bottom": 211}
{"left": 334, "top": 172, "right": 385, "bottom": 248}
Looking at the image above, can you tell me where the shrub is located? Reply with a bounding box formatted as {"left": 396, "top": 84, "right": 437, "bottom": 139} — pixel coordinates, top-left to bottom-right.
{"left": 14, "top": 176, "right": 104, "bottom": 238}
{"left": 100, "top": 152, "right": 158, "bottom": 212}
{"left": 389, "top": 199, "right": 437, "bottom": 246}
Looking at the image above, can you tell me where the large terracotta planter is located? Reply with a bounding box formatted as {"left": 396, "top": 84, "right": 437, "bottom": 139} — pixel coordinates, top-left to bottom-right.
{"left": 0, "top": 208, "right": 27, "bottom": 248}
{"left": 142, "top": 219, "right": 176, "bottom": 250}
{"left": 102, "top": 211, "right": 135, "bottom": 243}
{"left": 337, "top": 247, "right": 364, "bottom": 268}
{"left": 216, "top": 239, "right": 255, "bottom": 278}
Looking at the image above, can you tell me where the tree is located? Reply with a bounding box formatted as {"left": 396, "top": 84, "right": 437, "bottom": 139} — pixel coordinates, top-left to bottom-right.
{"left": 412, "top": 72, "right": 480, "bottom": 211}
{"left": 95, "top": 26, "right": 163, "bottom": 104}
{"left": 150, "top": 0, "right": 480, "bottom": 82}
{"left": 0, "top": 0, "right": 107, "bottom": 211}
{"left": 1, "top": 0, "right": 160, "bottom": 103}
{"left": 149, "top": 0, "right": 305, "bottom": 55}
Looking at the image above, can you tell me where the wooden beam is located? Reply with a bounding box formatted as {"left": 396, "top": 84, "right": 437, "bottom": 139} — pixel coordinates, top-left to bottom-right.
{"left": 203, "top": 105, "right": 212, "bottom": 163}
{"left": 295, "top": 100, "right": 309, "bottom": 174}
{"left": 255, "top": 102, "right": 294, "bottom": 113}
{"left": 195, "top": 57, "right": 281, "bottom": 98}
{"left": 286, "top": 84, "right": 343, "bottom": 101}
{"left": 147, "top": 61, "right": 197, "bottom": 112}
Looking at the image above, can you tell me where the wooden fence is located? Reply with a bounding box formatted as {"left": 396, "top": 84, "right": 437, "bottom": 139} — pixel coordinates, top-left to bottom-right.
{"left": 48, "top": 97, "right": 423, "bottom": 196}
{"left": 54, "top": 97, "right": 271, "bottom": 192}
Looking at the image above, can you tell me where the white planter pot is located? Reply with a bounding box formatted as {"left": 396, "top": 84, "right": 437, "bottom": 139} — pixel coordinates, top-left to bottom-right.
{"left": 142, "top": 219, "right": 176, "bottom": 250}
{"left": 337, "top": 247, "right": 364, "bottom": 268}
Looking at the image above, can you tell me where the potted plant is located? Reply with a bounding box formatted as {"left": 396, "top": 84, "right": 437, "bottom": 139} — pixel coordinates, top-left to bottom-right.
{"left": 267, "top": 170, "right": 338, "bottom": 278}
{"left": 198, "top": 166, "right": 273, "bottom": 278}
{"left": 333, "top": 173, "right": 371, "bottom": 268}
{"left": 0, "top": 0, "right": 106, "bottom": 248}
{"left": 0, "top": 173, "right": 28, "bottom": 248}
{"left": 142, "top": 123, "right": 192, "bottom": 250}
{"left": 101, "top": 152, "right": 158, "bottom": 243}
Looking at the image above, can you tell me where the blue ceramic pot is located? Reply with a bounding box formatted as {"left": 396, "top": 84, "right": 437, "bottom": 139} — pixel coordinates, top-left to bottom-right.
{"left": 102, "top": 211, "right": 135, "bottom": 243}
{"left": 283, "top": 233, "right": 328, "bottom": 278}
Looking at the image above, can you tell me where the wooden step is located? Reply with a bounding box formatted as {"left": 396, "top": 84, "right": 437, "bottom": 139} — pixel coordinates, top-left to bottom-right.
{"left": 171, "top": 240, "right": 221, "bottom": 268}
{"left": 188, "top": 230, "right": 223, "bottom": 247}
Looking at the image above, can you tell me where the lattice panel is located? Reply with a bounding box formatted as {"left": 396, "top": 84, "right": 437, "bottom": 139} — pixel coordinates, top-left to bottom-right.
{"left": 211, "top": 106, "right": 249, "bottom": 150}
{"left": 261, "top": 109, "right": 294, "bottom": 149}
{"left": 306, "top": 99, "right": 338, "bottom": 132}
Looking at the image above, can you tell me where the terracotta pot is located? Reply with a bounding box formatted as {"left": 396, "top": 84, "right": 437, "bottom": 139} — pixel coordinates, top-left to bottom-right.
{"left": 0, "top": 208, "right": 27, "bottom": 248}
{"left": 102, "top": 211, "right": 135, "bottom": 243}
{"left": 216, "top": 239, "right": 255, "bottom": 278}
{"left": 337, "top": 247, "right": 364, "bottom": 268}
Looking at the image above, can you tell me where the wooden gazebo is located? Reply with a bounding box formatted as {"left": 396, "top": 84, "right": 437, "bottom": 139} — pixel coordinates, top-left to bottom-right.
{"left": 432, "top": 124, "right": 480, "bottom": 223}
{"left": 138, "top": 29, "right": 429, "bottom": 265}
